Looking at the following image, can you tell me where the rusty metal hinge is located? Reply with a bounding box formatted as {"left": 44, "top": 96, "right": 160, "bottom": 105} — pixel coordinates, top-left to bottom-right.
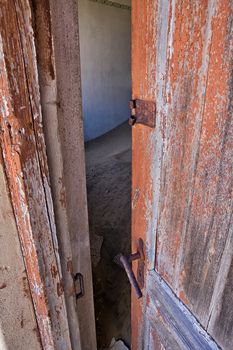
{"left": 129, "top": 99, "right": 156, "bottom": 128}
{"left": 114, "top": 238, "right": 145, "bottom": 299}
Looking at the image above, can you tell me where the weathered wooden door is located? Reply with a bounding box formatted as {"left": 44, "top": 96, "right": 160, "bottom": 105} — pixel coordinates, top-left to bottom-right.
{"left": 0, "top": 1, "right": 72, "bottom": 349}
{"left": 131, "top": 1, "right": 233, "bottom": 349}
{"left": 0, "top": 1, "right": 96, "bottom": 350}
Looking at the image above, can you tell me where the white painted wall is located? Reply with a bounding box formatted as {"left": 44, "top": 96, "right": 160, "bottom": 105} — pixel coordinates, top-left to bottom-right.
{"left": 78, "top": 0, "right": 131, "bottom": 141}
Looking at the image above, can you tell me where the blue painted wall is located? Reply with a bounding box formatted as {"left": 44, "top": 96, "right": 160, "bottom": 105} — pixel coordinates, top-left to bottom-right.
{"left": 78, "top": 0, "right": 131, "bottom": 141}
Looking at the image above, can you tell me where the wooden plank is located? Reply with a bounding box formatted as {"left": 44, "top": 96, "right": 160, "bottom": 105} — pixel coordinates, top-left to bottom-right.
{"left": 155, "top": 0, "right": 216, "bottom": 287}
{"left": 207, "top": 214, "right": 233, "bottom": 349}
{"left": 32, "top": 1, "right": 97, "bottom": 349}
{"left": 47, "top": 0, "right": 97, "bottom": 348}
{"left": 145, "top": 271, "right": 220, "bottom": 350}
{"left": 31, "top": 1, "right": 82, "bottom": 349}
{"left": 0, "top": 1, "right": 72, "bottom": 349}
{"left": 153, "top": 0, "right": 233, "bottom": 334}
{"left": 179, "top": 0, "right": 233, "bottom": 328}
{"left": 131, "top": 1, "right": 158, "bottom": 348}
{"left": 0, "top": 162, "right": 42, "bottom": 350}
{"left": 132, "top": 1, "right": 233, "bottom": 348}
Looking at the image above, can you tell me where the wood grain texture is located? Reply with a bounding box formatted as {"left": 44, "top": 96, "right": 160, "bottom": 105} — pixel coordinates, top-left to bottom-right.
{"left": 0, "top": 1, "right": 72, "bottom": 349}
{"left": 144, "top": 271, "right": 220, "bottom": 350}
{"left": 49, "top": 1, "right": 97, "bottom": 348}
{"left": 0, "top": 160, "right": 42, "bottom": 350}
{"left": 31, "top": 1, "right": 82, "bottom": 349}
{"left": 132, "top": 0, "right": 233, "bottom": 349}
{"left": 131, "top": 1, "right": 158, "bottom": 348}
{"left": 154, "top": 0, "right": 233, "bottom": 339}
{"left": 32, "top": 1, "right": 97, "bottom": 349}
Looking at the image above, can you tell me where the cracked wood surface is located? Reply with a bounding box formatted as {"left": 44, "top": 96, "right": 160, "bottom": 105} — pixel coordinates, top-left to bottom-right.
{"left": 132, "top": 1, "right": 233, "bottom": 349}
{"left": 0, "top": 1, "right": 72, "bottom": 349}
{"left": 32, "top": 1, "right": 96, "bottom": 349}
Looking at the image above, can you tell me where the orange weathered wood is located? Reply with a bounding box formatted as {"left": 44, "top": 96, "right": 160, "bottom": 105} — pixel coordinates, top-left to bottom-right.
{"left": 131, "top": 1, "right": 157, "bottom": 349}
{"left": 154, "top": 2, "right": 233, "bottom": 342}
{"left": 156, "top": 0, "right": 213, "bottom": 286}
{"left": 132, "top": 0, "right": 233, "bottom": 349}
{"left": 0, "top": 1, "right": 71, "bottom": 349}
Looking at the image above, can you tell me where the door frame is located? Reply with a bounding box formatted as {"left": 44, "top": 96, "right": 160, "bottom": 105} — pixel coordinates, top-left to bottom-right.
{"left": 32, "top": 1, "right": 97, "bottom": 350}
{"left": 0, "top": 1, "right": 71, "bottom": 349}
{"left": 0, "top": 1, "right": 96, "bottom": 350}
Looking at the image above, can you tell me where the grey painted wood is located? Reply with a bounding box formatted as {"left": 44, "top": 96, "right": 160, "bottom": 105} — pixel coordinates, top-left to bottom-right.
{"left": 144, "top": 271, "right": 221, "bottom": 350}
{"left": 32, "top": 1, "right": 97, "bottom": 349}
{"left": 49, "top": 1, "right": 97, "bottom": 347}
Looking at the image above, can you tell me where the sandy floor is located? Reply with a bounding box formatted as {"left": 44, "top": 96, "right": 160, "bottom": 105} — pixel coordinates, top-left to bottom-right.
{"left": 85, "top": 122, "right": 131, "bottom": 349}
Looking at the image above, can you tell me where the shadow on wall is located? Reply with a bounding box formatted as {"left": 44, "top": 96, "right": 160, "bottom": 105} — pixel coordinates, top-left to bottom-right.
{"left": 78, "top": 0, "right": 131, "bottom": 141}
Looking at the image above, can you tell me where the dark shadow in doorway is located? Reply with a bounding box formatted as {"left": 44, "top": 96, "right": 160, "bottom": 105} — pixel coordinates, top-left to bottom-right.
{"left": 85, "top": 122, "right": 131, "bottom": 349}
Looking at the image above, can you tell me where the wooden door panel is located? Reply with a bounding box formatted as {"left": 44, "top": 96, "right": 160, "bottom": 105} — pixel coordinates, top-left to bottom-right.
{"left": 207, "top": 225, "right": 233, "bottom": 350}
{"left": 144, "top": 271, "right": 220, "bottom": 350}
{"left": 0, "top": 162, "right": 42, "bottom": 350}
{"left": 32, "top": 1, "right": 97, "bottom": 349}
{"left": 0, "top": 2, "right": 72, "bottom": 349}
{"left": 155, "top": 0, "right": 216, "bottom": 286}
{"left": 132, "top": 0, "right": 233, "bottom": 349}
{"left": 154, "top": 0, "right": 233, "bottom": 336}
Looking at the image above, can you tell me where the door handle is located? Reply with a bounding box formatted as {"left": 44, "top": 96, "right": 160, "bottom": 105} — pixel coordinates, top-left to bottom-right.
{"left": 114, "top": 238, "right": 145, "bottom": 299}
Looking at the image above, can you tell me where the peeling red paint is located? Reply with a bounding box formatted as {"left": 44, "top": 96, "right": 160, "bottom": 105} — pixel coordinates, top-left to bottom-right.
{"left": 22, "top": 276, "right": 31, "bottom": 299}
{"left": 178, "top": 290, "right": 189, "bottom": 306}
{"left": 132, "top": 1, "right": 233, "bottom": 349}
{"left": 57, "top": 282, "right": 64, "bottom": 297}
{"left": 51, "top": 265, "right": 58, "bottom": 279}
{"left": 132, "top": 1, "right": 157, "bottom": 349}
{"left": 0, "top": 2, "right": 71, "bottom": 349}
{"left": 66, "top": 259, "right": 73, "bottom": 274}
{"left": 31, "top": 0, "right": 55, "bottom": 81}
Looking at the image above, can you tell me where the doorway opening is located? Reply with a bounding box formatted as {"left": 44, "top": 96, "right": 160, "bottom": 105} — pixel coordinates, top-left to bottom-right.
{"left": 78, "top": 1, "right": 132, "bottom": 349}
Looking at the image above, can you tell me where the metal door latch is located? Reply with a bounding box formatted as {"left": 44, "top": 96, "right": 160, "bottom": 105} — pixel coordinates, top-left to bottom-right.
{"left": 114, "top": 238, "right": 145, "bottom": 299}
{"left": 74, "top": 273, "right": 85, "bottom": 300}
{"left": 129, "top": 99, "right": 156, "bottom": 128}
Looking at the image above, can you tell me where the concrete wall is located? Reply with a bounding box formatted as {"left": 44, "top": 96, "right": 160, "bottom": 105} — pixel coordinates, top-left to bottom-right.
{"left": 78, "top": 0, "right": 131, "bottom": 141}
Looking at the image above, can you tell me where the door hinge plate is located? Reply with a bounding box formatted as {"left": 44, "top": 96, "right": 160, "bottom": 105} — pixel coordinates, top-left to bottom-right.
{"left": 129, "top": 99, "right": 156, "bottom": 128}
